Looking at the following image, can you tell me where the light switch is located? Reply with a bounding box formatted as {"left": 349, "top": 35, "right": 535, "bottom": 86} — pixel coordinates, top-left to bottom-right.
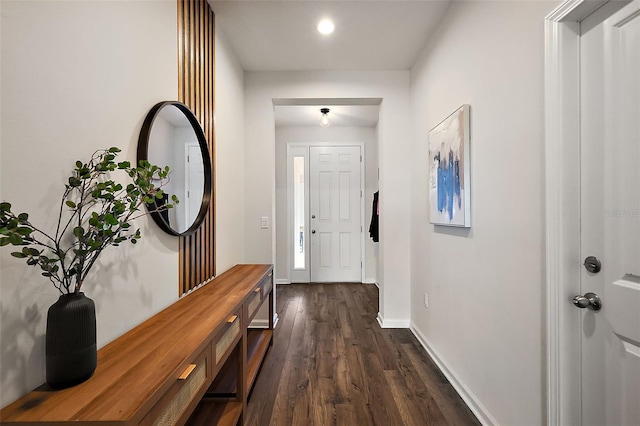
{"left": 261, "top": 216, "right": 269, "bottom": 229}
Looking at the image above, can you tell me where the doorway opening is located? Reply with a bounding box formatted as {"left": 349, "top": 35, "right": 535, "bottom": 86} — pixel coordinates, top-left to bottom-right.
{"left": 273, "top": 98, "right": 381, "bottom": 285}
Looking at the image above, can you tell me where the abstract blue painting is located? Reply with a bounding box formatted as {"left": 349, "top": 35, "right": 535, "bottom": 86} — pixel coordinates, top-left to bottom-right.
{"left": 429, "top": 105, "right": 470, "bottom": 227}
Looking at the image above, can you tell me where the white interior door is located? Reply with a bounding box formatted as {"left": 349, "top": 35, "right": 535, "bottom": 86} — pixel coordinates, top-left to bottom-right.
{"left": 580, "top": 2, "right": 640, "bottom": 424}
{"left": 186, "top": 143, "right": 204, "bottom": 230}
{"left": 309, "top": 146, "right": 362, "bottom": 282}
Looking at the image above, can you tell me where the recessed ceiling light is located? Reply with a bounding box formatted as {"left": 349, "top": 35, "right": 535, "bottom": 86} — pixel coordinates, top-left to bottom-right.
{"left": 317, "top": 19, "right": 335, "bottom": 35}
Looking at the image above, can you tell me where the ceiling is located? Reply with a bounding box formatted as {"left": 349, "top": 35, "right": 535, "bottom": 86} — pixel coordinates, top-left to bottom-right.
{"left": 210, "top": 0, "right": 451, "bottom": 127}
{"left": 210, "top": 0, "right": 451, "bottom": 72}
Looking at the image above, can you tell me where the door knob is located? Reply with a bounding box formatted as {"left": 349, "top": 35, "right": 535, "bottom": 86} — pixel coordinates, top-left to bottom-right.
{"left": 311, "top": 230, "right": 316, "bottom": 234}
{"left": 572, "top": 292, "right": 602, "bottom": 311}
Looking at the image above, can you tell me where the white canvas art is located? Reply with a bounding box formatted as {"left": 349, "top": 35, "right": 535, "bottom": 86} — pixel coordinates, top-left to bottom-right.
{"left": 428, "top": 105, "right": 470, "bottom": 227}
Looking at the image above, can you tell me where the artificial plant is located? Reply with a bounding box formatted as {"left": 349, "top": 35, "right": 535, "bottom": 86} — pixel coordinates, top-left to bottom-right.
{"left": 0, "top": 147, "right": 177, "bottom": 295}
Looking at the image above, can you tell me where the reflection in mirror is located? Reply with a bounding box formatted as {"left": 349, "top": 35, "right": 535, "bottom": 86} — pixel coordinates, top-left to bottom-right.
{"left": 138, "top": 102, "right": 211, "bottom": 236}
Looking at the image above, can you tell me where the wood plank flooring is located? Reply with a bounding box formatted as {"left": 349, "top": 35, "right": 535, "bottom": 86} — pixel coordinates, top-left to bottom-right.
{"left": 245, "top": 283, "right": 480, "bottom": 426}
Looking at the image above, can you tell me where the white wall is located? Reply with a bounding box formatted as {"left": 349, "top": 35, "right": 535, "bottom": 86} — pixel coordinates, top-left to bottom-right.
{"left": 214, "top": 29, "right": 246, "bottom": 274}
{"left": 409, "top": 1, "right": 556, "bottom": 424}
{"left": 244, "top": 71, "right": 411, "bottom": 325}
{"left": 274, "top": 126, "right": 379, "bottom": 284}
{"left": 0, "top": 1, "right": 248, "bottom": 408}
{"left": 0, "top": 0, "right": 178, "bottom": 407}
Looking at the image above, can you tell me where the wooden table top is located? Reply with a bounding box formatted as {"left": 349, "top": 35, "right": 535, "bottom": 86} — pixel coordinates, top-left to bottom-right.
{"left": 0, "top": 264, "right": 272, "bottom": 424}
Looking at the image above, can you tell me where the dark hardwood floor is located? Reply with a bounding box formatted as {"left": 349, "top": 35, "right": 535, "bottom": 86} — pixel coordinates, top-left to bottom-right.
{"left": 245, "top": 283, "right": 480, "bottom": 426}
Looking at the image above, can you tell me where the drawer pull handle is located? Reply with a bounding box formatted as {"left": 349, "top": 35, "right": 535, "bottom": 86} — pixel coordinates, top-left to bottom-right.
{"left": 227, "top": 315, "right": 238, "bottom": 323}
{"left": 254, "top": 287, "right": 261, "bottom": 293}
{"left": 178, "top": 364, "right": 197, "bottom": 380}
{"left": 268, "top": 273, "right": 273, "bottom": 277}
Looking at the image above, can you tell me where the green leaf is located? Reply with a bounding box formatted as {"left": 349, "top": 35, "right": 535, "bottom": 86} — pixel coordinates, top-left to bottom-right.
{"left": 66, "top": 200, "right": 77, "bottom": 209}
{"left": 11, "top": 252, "right": 27, "bottom": 258}
{"left": 8, "top": 234, "right": 23, "bottom": 245}
{"left": 73, "top": 226, "right": 85, "bottom": 237}
{"left": 0, "top": 202, "right": 11, "bottom": 212}
{"left": 108, "top": 147, "right": 121, "bottom": 153}
{"left": 22, "top": 247, "right": 35, "bottom": 256}
{"left": 0, "top": 238, "right": 11, "bottom": 247}
{"left": 16, "top": 227, "right": 33, "bottom": 236}
{"left": 17, "top": 213, "right": 29, "bottom": 221}
{"left": 104, "top": 213, "right": 118, "bottom": 226}
{"left": 76, "top": 161, "right": 83, "bottom": 168}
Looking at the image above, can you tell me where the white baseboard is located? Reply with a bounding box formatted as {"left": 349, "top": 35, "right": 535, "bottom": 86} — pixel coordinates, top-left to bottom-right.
{"left": 409, "top": 323, "right": 497, "bottom": 426}
{"left": 249, "top": 313, "right": 280, "bottom": 329}
{"left": 275, "top": 279, "right": 290, "bottom": 285}
{"left": 363, "top": 277, "right": 377, "bottom": 284}
{"left": 376, "top": 312, "right": 410, "bottom": 328}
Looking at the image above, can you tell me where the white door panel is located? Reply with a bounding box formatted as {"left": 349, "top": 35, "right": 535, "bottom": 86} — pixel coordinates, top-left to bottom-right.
{"left": 310, "top": 146, "right": 362, "bottom": 282}
{"left": 580, "top": 1, "right": 640, "bottom": 424}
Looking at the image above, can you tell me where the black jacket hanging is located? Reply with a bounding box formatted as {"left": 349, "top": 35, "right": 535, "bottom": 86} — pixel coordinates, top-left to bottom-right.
{"left": 369, "top": 191, "right": 379, "bottom": 242}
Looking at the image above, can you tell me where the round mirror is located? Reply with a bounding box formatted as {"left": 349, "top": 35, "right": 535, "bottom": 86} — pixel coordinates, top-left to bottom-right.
{"left": 138, "top": 101, "right": 212, "bottom": 236}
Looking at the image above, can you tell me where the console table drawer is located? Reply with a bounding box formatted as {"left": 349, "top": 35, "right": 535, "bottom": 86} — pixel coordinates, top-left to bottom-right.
{"left": 213, "top": 311, "right": 241, "bottom": 365}
{"left": 247, "top": 272, "right": 272, "bottom": 321}
{"left": 247, "top": 287, "right": 262, "bottom": 320}
{"left": 261, "top": 271, "right": 273, "bottom": 296}
{"left": 140, "top": 345, "right": 211, "bottom": 426}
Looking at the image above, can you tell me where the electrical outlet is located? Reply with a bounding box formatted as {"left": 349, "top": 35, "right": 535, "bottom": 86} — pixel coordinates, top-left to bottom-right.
{"left": 423, "top": 292, "right": 429, "bottom": 309}
{"left": 261, "top": 217, "right": 269, "bottom": 229}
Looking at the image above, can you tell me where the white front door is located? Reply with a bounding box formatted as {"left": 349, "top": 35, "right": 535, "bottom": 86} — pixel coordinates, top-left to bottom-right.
{"left": 580, "top": 2, "right": 640, "bottom": 424}
{"left": 309, "top": 146, "right": 362, "bottom": 282}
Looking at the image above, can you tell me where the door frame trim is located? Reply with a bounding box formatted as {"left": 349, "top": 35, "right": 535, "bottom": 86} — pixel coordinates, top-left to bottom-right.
{"left": 544, "top": 1, "right": 609, "bottom": 424}
{"left": 286, "top": 142, "right": 366, "bottom": 283}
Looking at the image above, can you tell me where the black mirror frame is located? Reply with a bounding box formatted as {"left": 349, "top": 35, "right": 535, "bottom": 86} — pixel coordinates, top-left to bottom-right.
{"left": 137, "top": 101, "right": 212, "bottom": 237}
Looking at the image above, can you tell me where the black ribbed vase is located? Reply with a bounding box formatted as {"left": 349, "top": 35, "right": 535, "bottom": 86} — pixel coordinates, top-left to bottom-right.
{"left": 46, "top": 292, "right": 97, "bottom": 389}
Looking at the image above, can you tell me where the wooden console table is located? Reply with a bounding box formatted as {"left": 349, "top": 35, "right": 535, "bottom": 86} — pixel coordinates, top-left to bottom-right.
{"left": 0, "top": 264, "right": 274, "bottom": 426}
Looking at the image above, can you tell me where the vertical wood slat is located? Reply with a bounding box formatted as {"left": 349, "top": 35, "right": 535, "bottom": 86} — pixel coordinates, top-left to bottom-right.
{"left": 177, "top": 0, "right": 216, "bottom": 296}
{"left": 177, "top": 0, "right": 186, "bottom": 295}
{"left": 201, "top": 5, "right": 207, "bottom": 284}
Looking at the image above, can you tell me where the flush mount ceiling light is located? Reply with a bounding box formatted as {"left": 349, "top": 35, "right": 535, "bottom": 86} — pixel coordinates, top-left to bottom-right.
{"left": 320, "top": 108, "right": 331, "bottom": 127}
{"left": 317, "top": 19, "right": 335, "bottom": 35}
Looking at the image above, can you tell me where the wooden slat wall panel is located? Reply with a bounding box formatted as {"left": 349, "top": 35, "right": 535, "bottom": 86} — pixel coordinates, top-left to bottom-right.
{"left": 178, "top": 0, "right": 216, "bottom": 295}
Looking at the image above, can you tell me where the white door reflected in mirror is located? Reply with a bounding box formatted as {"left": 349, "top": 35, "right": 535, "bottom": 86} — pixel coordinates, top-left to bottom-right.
{"left": 139, "top": 101, "right": 211, "bottom": 236}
